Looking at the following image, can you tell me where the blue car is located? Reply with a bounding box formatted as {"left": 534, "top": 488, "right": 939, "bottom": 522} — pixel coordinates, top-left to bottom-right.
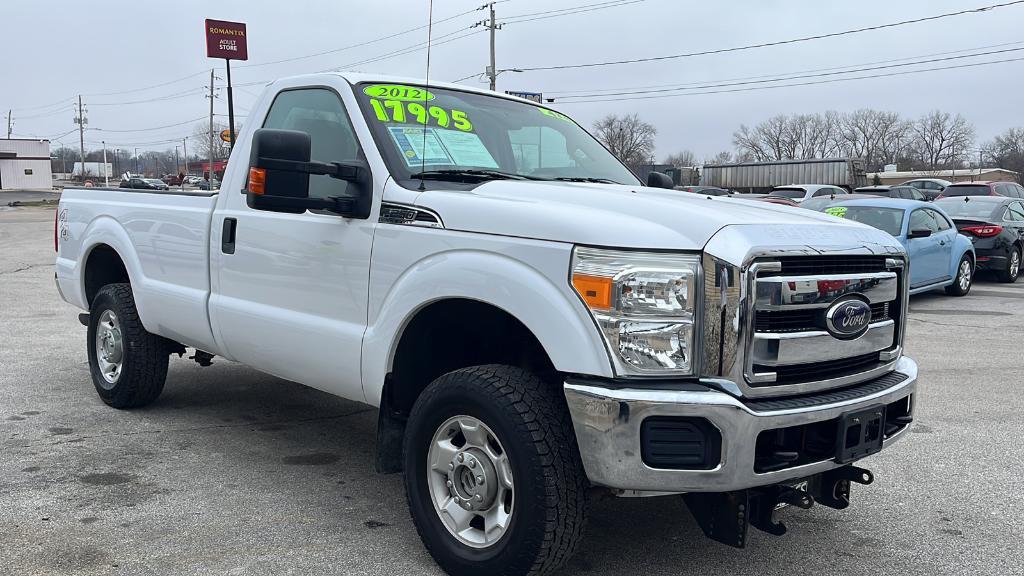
{"left": 825, "top": 198, "right": 975, "bottom": 296}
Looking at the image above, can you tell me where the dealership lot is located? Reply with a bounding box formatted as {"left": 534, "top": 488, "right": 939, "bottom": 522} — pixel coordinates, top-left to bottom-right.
{"left": 2, "top": 206, "right": 1022, "bottom": 576}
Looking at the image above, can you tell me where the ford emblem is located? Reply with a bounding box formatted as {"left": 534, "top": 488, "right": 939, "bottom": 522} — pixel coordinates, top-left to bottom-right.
{"left": 825, "top": 298, "right": 872, "bottom": 339}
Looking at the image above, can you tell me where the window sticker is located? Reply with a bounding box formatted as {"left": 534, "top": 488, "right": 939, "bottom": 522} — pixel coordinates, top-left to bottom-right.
{"left": 434, "top": 130, "right": 498, "bottom": 168}
{"left": 362, "top": 84, "right": 435, "bottom": 102}
{"left": 825, "top": 206, "right": 848, "bottom": 218}
{"left": 388, "top": 127, "right": 453, "bottom": 168}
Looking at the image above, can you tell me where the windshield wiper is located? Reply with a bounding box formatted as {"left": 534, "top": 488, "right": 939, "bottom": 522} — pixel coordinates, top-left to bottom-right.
{"left": 548, "top": 177, "right": 621, "bottom": 184}
{"left": 413, "top": 169, "right": 539, "bottom": 182}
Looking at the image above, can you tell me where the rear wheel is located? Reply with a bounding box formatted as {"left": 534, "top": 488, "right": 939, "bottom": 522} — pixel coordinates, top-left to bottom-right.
{"left": 997, "top": 247, "right": 1020, "bottom": 283}
{"left": 87, "top": 283, "right": 169, "bottom": 408}
{"left": 945, "top": 255, "right": 973, "bottom": 296}
{"left": 403, "top": 365, "right": 588, "bottom": 576}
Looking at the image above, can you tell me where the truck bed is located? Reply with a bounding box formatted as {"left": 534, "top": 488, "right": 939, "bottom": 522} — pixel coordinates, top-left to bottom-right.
{"left": 55, "top": 187, "right": 221, "bottom": 352}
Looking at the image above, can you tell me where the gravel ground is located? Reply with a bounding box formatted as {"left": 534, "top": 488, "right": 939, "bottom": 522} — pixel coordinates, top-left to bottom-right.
{"left": 1, "top": 206, "right": 1021, "bottom": 576}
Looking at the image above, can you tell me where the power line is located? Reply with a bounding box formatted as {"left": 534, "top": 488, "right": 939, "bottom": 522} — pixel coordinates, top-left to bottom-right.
{"left": 515, "top": 0, "right": 1024, "bottom": 71}
{"left": 91, "top": 116, "right": 209, "bottom": 133}
{"left": 551, "top": 45, "right": 1024, "bottom": 100}
{"left": 234, "top": 5, "right": 485, "bottom": 70}
{"left": 556, "top": 55, "right": 1024, "bottom": 104}
{"left": 503, "top": 0, "right": 647, "bottom": 25}
{"left": 544, "top": 39, "right": 1024, "bottom": 96}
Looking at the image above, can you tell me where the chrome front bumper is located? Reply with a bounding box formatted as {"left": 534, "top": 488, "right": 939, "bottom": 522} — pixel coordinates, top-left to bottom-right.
{"left": 564, "top": 357, "right": 917, "bottom": 493}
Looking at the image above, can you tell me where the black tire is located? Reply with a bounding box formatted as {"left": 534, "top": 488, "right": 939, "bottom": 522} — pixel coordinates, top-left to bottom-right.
{"left": 996, "top": 247, "right": 1021, "bottom": 283}
{"left": 87, "top": 283, "right": 169, "bottom": 408}
{"left": 403, "top": 365, "right": 588, "bottom": 576}
{"left": 945, "top": 255, "right": 973, "bottom": 296}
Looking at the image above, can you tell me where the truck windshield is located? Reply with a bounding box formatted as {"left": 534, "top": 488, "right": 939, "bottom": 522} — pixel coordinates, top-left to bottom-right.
{"left": 354, "top": 83, "right": 640, "bottom": 187}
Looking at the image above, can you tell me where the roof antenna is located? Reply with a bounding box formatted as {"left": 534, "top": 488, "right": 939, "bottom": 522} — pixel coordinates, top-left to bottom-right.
{"left": 418, "top": 0, "right": 435, "bottom": 192}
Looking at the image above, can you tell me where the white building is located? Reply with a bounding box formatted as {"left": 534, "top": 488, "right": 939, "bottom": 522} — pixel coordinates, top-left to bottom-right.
{"left": 0, "top": 139, "right": 53, "bottom": 190}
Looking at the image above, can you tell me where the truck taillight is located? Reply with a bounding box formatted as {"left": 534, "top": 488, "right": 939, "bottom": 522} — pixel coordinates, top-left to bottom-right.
{"left": 54, "top": 208, "right": 59, "bottom": 252}
{"left": 961, "top": 225, "right": 1002, "bottom": 238}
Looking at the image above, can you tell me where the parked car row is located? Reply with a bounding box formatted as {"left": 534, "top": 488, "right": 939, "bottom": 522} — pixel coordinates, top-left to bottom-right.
{"left": 725, "top": 182, "right": 1024, "bottom": 295}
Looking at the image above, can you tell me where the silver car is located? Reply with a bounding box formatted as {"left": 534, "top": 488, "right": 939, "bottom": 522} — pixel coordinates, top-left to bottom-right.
{"left": 767, "top": 184, "right": 849, "bottom": 203}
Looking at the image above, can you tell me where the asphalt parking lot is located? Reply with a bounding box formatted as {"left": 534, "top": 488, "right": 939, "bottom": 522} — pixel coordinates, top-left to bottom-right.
{"left": 2, "top": 205, "right": 1022, "bottom": 576}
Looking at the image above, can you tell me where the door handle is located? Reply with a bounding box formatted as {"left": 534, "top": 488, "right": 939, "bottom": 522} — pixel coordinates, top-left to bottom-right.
{"left": 222, "top": 218, "right": 237, "bottom": 254}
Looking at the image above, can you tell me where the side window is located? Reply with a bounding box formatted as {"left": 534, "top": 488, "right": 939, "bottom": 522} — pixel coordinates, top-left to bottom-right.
{"left": 911, "top": 189, "right": 926, "bottom": 201}
{"left": 508, "top": 126, "right": 577, "bottom": 173}
{"left": 908, "top": 209, "right": 933, "bottom": 232}
{"left": 262, "top": 88, "right": 361, "bottom": 200}
{"left": 996, "top": 184, "right": 1014, "bottom": 197}
{"left": 926, "top": 209, "right": 951, "bottom": 231}
{"left": 833, "top": 187, "right": 848, "bottom": 195}
{"left": 1010, "top": 202, "right": 1024, "bottom": 221}
{"left": 812, "top": 188, "right": 832, "bottom": 197}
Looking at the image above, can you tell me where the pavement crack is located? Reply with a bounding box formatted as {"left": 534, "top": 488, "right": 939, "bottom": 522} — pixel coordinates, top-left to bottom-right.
{"left": 0, "top": 262, "right": 53, "bottom": 275}
{"left": 907, "top": 316, "right": 991, "bottom": 330}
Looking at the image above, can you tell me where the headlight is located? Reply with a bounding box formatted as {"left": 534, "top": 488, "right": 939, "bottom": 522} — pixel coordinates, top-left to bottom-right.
{"left": 571, "top": 247, "right": 699, "bottom": 376}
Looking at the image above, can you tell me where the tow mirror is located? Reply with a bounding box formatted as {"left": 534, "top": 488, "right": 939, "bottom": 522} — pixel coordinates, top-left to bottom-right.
{"left": 245, "top": 128, "right": 372, "bottom": 218}
{"left": 907, "top": 228, "right": 932, "bottom": 239}
{"left": 647, "top": 171, "right": 674, "bottom": 189}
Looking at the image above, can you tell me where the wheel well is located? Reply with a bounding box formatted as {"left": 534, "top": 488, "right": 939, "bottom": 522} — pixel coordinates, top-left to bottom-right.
{"left": 84, "top": 244, "right": 129, "bottom": 305}
{"left": 386, "top": 299, "right": 557, "bottom": 417}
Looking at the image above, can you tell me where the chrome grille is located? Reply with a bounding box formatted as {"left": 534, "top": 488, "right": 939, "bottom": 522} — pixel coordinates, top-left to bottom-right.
{"left": 738, "top": 256, "right": 905, "bottom": 397}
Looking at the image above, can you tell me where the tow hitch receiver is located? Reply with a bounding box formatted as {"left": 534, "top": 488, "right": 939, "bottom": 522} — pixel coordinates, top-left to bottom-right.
{"left": 683, "top": 465, "right": 873, "bottom": 548}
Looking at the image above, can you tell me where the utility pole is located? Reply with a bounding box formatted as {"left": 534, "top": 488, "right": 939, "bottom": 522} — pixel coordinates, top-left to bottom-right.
{"left": 102, "top": 140, "right": 109, "bottom": 188}
{"left": 175, "top": 146, "right": 182, "bottom": 189}
{"left": 486, "top": 2, "right": 500, "bottom": 91}
{"left": 5, "top": 109, "right": 11, "bottom": 139}
{"left": 134, "top": 147, "right": 139, "bottom": 174}
{"left": 182, "top": 137, "right": 189, "bottom": 178}
{"left": 75, "top": 95, "right": 87, "bottom": 182}
{"left": 208, "top": 69, "right": 215, "bottom": 183}
{"left": 114, "top": 149, "right": 120, "bottom": 176}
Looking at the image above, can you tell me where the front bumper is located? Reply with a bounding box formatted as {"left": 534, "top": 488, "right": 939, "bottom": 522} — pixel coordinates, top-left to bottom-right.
{"left": 564, "top": 357, "right": 917, "bottom": 493}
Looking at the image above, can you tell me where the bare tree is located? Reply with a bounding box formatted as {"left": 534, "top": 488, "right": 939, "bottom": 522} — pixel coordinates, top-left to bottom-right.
{"left": 840, "top": 109, "right": 912, "bottom": 171}
{"left": 663, "top": 149, "right": 697, "bottom": 166}
{"left": 705, "top": 150, "right": 734, "bottom": 165}
{"left": 909, "top": 110, "right": 974, "bottom": 170}
{"left": 983, "top": 127, "right": 1024, "bottom": 183}
{"left": 733, "top": 113, "right": 844, "bottom": 161}
{"left": 593, "top": 113, "right": 657, "bottom": 170}
{"left": 192, "top": 121, "right": 232, "bottom": 162}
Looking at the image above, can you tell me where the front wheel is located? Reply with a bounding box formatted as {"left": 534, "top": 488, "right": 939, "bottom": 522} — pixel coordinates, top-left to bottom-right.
{"left": 403, "top": 365, "right": 588, "bottom": 576}
{"left": 997, "top": 247, "right": 1021, "bottom": 283}
{"left": 945, "top": 255, "right": 973, "bottom": 296}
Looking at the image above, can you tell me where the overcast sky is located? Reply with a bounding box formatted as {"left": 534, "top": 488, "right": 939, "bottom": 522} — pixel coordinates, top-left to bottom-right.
{"left": 3, "top": 0, "right": 1022, "bottom": 161}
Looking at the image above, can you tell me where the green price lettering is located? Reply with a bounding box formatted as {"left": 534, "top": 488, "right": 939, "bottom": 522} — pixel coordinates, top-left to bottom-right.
{"left": 825, "top": 206, "right": 848, "bottom": 218}
{"left": 369, "top": 98, "right": 472, "bottom": 132}
{"left": 539, "top": 108, "right": 572, "bottom": 123}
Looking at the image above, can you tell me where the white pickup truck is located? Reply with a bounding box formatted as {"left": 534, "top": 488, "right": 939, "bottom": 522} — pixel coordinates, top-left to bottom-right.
{"left": 55, "top": 72, "right": 917, "bottom": 575}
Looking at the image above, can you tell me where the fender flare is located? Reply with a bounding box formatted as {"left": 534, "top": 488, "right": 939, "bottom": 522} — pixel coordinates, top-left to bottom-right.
{"left": 77, "top": 216, "right": 152, "bottom": 323}
{"left": 360, "top": 249, "right": 613, "bottom": 406}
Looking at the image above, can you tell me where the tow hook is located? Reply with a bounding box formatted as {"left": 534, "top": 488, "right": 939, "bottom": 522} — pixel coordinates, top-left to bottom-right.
{"left": 683, "top": 465, "right": 874, "bottom": 548}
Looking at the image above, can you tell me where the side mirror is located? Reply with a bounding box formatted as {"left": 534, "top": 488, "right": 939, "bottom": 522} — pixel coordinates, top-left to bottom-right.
{"left": 647, "top": 171, "right": 674, "bottom": 189}
{"left": 246, "top": 128, "right": 372, "bottom": 218}
{"left": 907, "top": 228, "right": 932, "bottom": 239}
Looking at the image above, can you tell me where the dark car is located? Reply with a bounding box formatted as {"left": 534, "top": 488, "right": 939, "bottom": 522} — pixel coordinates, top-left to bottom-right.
{"left": 676, "top": 185, "right": 731, "bottom": 196}
{"left": 118, "top": 177, "right": 162, "bottom": 190}
{"left": 937, "top": 181, "right": 1024, "bottom": 200}
{"left": 933, "top": 196, "right": 1024, "bottom": 282}
{"left": 162, "top": 173, "right": 184, "bottom": 186}
{"left": 854, "top": 185, "right": 927, "bottom": 201}
{"left": 902, "top": 178, "right": 951, "bottom": 201}
{"left": 198, "top": 178, "right": 221, "bottom": 190}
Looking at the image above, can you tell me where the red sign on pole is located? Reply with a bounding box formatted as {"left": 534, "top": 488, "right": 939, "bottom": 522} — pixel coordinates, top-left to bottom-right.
{"left": 205, "top": 19, "right": 248, "bottom": 60}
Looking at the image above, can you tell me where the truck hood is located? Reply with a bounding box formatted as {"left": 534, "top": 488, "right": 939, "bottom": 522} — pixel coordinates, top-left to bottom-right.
{"left": 414, "top": 181, "right": 897, "bottom": 251}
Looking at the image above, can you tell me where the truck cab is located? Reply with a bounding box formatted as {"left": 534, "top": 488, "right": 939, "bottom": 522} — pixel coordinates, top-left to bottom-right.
{"left": 55, "top": 72, "right": 917, "bottom": 576}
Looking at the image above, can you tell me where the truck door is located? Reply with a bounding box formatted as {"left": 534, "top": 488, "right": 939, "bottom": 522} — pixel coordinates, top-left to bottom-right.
{"left": 209, "top": 87, "right": 375, "bottom": 401}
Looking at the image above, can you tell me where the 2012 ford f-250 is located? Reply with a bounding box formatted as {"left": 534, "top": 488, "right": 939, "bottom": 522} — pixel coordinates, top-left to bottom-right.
{"left": 55, "top": 72, "right": 916, "bottom": 576}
